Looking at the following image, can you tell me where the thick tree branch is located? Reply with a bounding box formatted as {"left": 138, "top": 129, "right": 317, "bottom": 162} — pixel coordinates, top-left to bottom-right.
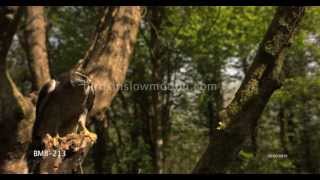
{"left": 193, "top": 6, "right": 305, "bottom": 173}
{"left": 80, "top": 7, "right": 142, "bottom": 115}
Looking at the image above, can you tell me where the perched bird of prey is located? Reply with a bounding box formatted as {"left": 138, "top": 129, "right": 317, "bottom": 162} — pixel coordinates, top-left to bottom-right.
{"left": 28, "top": 71, "right": 95, "bottom": 173}
{"left": 33, "top": 71, "right": 95, "bottom": 138}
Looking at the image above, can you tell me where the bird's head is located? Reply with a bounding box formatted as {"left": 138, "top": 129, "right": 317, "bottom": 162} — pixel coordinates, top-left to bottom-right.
{"left": 70, "top": 71, "right": 95, "bottom": 111}
{"left": 70, "top": 71, "right": 92, "bottom": 88}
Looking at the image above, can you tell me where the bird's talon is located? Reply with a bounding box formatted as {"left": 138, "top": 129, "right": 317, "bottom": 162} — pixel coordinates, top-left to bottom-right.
{"left": 82, "top": 129, "right": 97, "bottom": 142}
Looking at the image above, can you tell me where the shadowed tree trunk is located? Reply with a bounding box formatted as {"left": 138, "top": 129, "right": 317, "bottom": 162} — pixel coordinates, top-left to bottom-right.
{"left": 92, "top": 116, "right": 109, "bottom": 174}
{"left": 193, "top": 6, "right": 305, "bottom": 173}
{"left": 277, "top": 106, "right": 289, "bottom": 155}
{"left": 125, "top": 91, "right": 142, "bottom": 173}
{"left": 28, "top": 6, "right": 142, "bottom": 174}
{"left": 0, "top": 6, "right": 35, "bottom": 174}
{"left": 149, "top": 6, "right": 164, "bottom": 173}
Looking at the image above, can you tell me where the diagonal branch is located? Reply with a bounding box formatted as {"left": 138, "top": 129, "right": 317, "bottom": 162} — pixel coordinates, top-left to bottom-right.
{"left": 193, "top": 6, "right": 306, "bottom": 173}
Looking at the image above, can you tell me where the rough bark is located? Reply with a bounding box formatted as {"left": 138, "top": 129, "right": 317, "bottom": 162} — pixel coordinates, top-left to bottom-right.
{"left": 20, "top": 6, "right": 51, "bottom": 91}
{"left": 28, "top": 6, "right": 141, "bottom": 174}
{"left": 80, "top": 7, "right": 142, "bottom": 116}
{"left": 193, "top": 6, "right": 305, "bottom": 173}
{"left": 0, "top": 6, "right": 35, "bottom": 174}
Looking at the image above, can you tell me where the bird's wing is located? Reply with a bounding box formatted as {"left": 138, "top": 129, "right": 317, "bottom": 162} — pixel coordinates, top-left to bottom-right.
{"left": 32, "top": 80, "right": 57, "bottom": 139}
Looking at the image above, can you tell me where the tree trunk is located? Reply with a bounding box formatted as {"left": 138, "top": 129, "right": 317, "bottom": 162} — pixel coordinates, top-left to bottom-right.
{"left": 277, "top": 106, "right": 289, "bottom": 155}
{"left": 149, "top": 6, "right": 164, "bottom": 174}
{"left": 28, "top": 6, "right": 142, "bottom": 173}
{"left": 92, "top": 116, "right": 108, "bottom": 174}
{"left": 20, "top": 6, "right": 51, "bottom": 91}
{"left": 0, "top": 6, "right": 35, "bottom": 174}
{"left": 81, "top": 7, "right": 141, "bottom": 116}
{"left": 193, "top": 6, "right": 305, "bottom": 173}
{"left": 128, "top": 99, "right": 142, "bottom": 173}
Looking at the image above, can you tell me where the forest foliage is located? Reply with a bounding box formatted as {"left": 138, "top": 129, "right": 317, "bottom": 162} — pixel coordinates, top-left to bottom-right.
{"left": 3, "top": 6, "right": 320, "bottom": 173}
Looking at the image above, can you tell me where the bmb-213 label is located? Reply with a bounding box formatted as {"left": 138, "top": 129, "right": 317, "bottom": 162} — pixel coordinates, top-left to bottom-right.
{"left": 33, "top": 150, "right": 66, "bottom": 157}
